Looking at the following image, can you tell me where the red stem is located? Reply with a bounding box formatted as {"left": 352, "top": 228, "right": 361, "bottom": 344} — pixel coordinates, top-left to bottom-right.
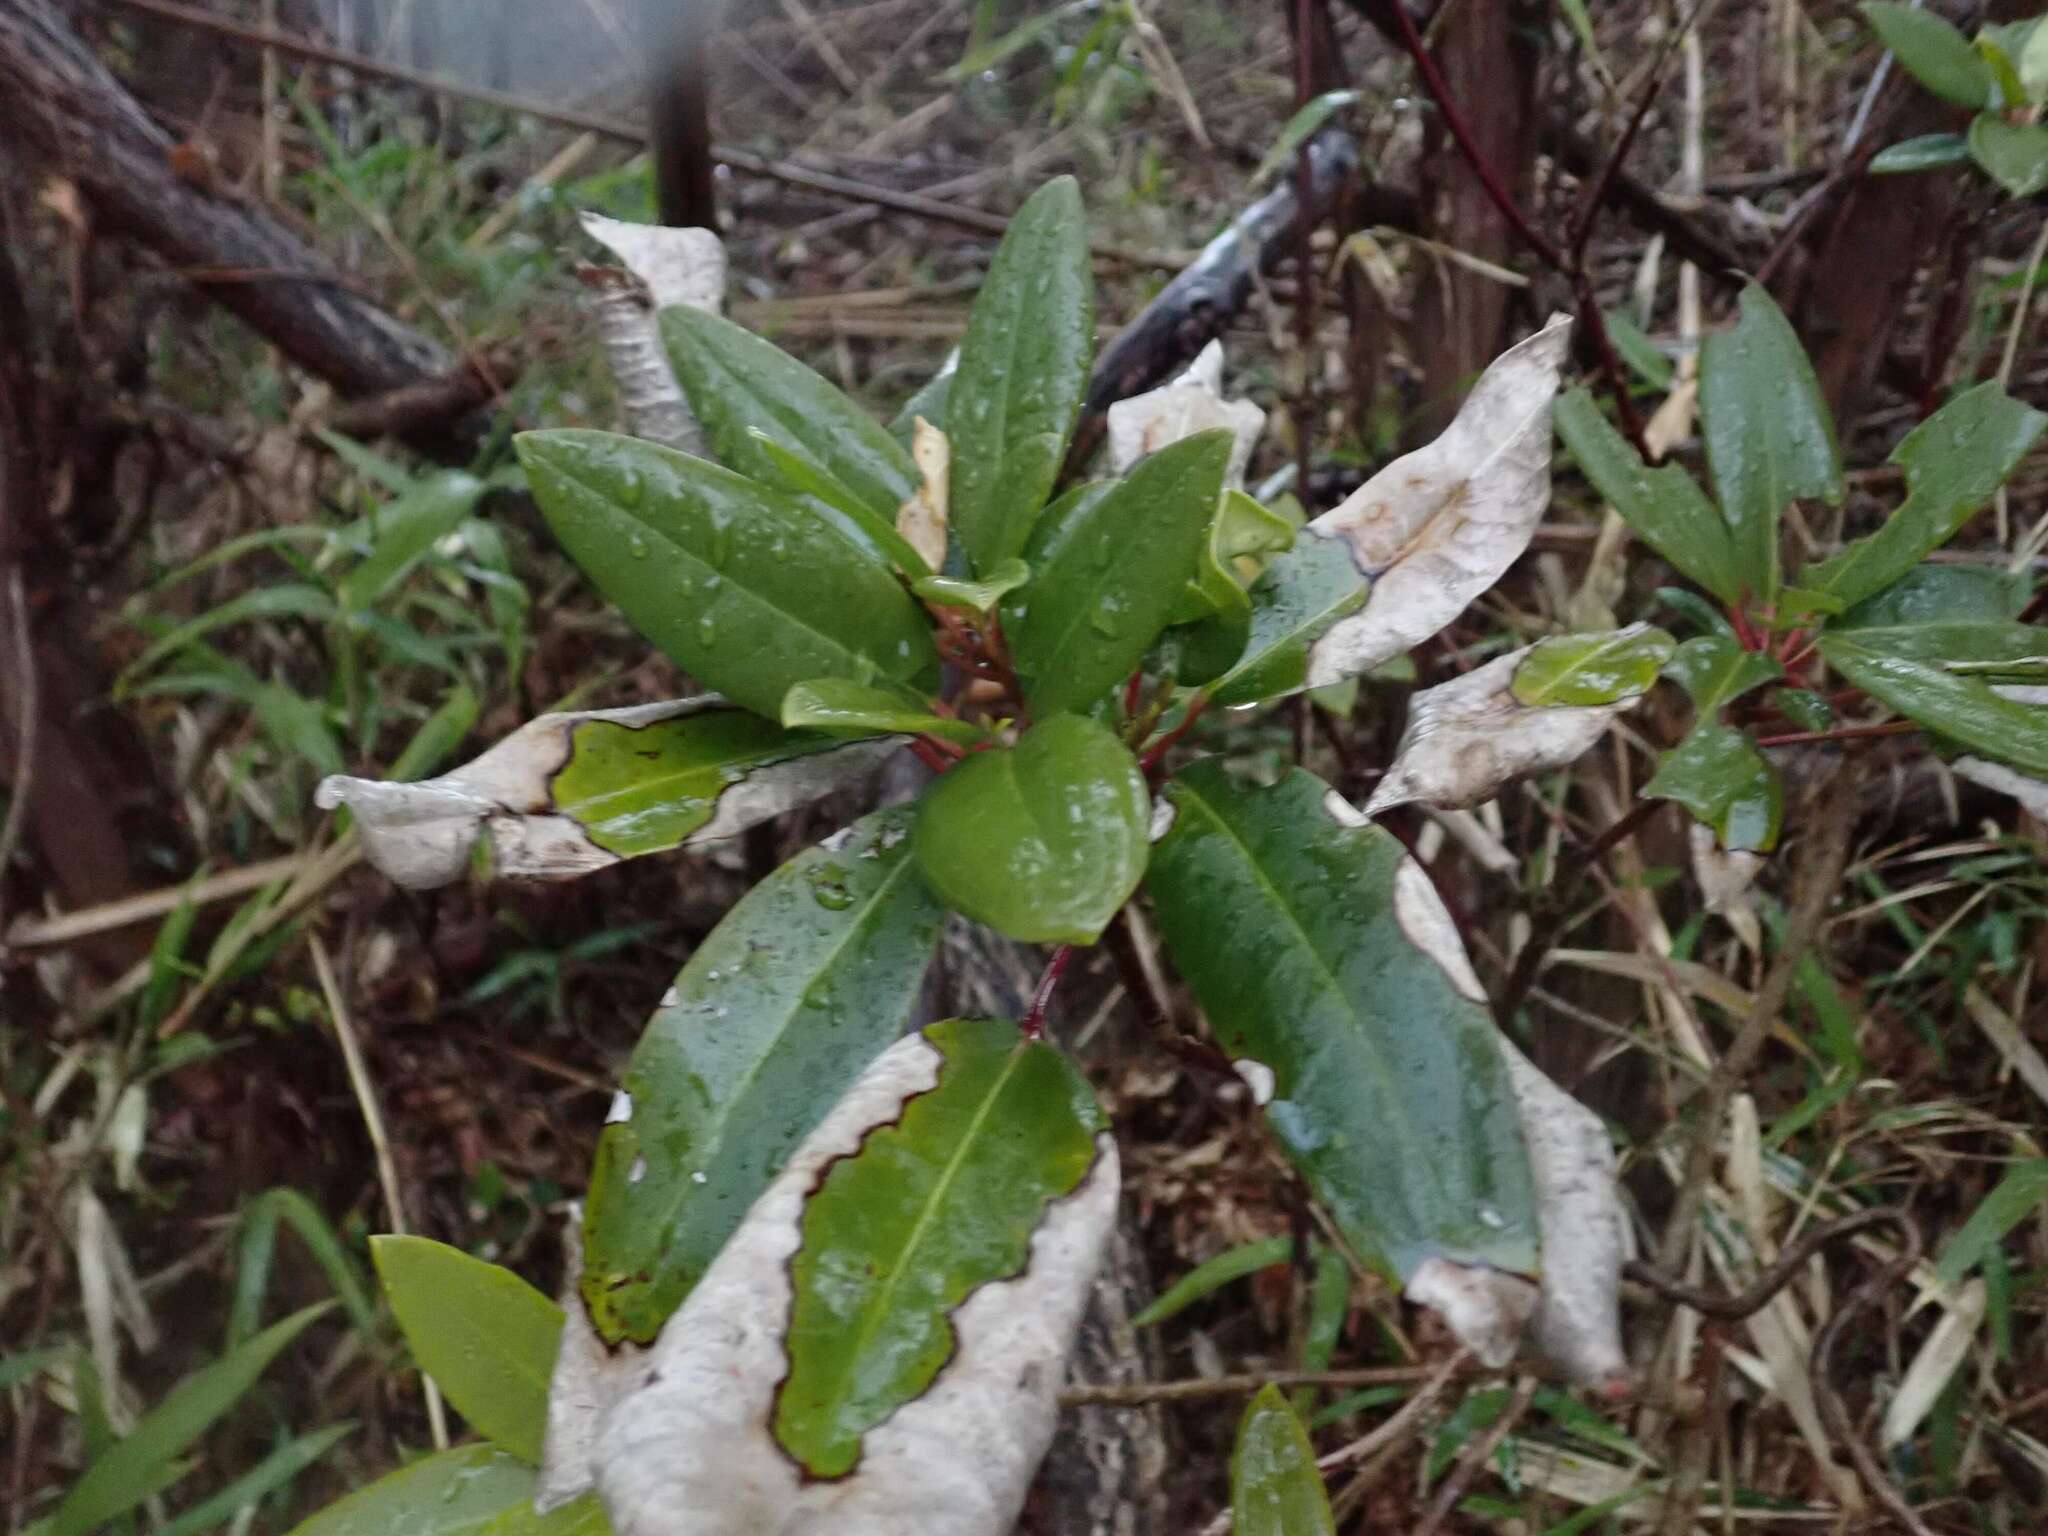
{"left": 1140, "top": 695, "right": 1212, "bottom": 777}
{"left": 1021, "top": 945, "right": 1075, "bottom": 1040}
{"left": 907, "top": 738, "right": 953, "bottom": 774}
{"left": 1754, "top": 719, "right": 1916, "bottom": 749}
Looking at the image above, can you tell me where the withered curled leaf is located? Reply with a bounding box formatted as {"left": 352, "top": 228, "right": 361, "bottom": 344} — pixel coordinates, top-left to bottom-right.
{"left": 317, "top": 698, "right": 893, "bottom": 889}
{"left": 1305, "top": 314, "right": 1573, "bottom": 686}
{"left": 1105, "top": 339, "right": 1267, "bottom": 488}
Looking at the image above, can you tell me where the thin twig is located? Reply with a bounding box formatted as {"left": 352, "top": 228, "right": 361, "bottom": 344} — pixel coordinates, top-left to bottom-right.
{"left": 0, "top": 569, "right": 36, "bottom": 935}
{"left": 1626, "top": 1207, "right": 1912, "bottom": 1322}
{"left": 309, "top": 933, "right": 448, "bottom": 1449}
{"left": 1060, "top": 1364, "right": 1437, "bottom": 1407}
{"left": 1411, "top": 1374, "right": 1539, "bottom": 1536}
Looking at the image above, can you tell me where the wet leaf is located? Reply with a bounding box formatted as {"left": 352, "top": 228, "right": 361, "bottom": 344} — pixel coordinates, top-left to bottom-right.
{"left": 1969, "top": 114, "right": 2048, "bottom": 198}
{"left": 912, "top": 558, "right": 1029, "bottom": 614}
{"left": 1645, "top": 722, "right": 1783, "bottom": 852}
{"left": 1105, "top": 340, "right": 1267, "bottom": 487}
{"left": 661, "top": 304, "right": 920, "bottom": 524}
{"left": 1134, "top": 1236, "right": 1294, "bottom": 1327}
{"left": 1232, "top": 1387, "right": 1335, "bottom": 1536}
{"left": 746, "top": 432, "right": 934, "bottom": 579}
{"left": 1820, "top": 631, "right": 2048, "bottom": 778}
{"left": 1007, "top": 431, "right": 1232, "bottom": 716}
{"left": 318, "top": 698, "right": 891, "bottom": 889}
{"left": 1147, "top": 761, "right": 1540, "bottom": 1287}
{"left": 372, "top": 1238, "right": 561, "bottom": 1464}
{"left": 1206, "top": 534, "right": 1369, "bottom": 706}
{"left": 1663, "top": 635, "right": 1782, "bottom": 714}
{"left": 1698, "top": 284, "right": 1842, "bottom": 601}
{"left": 515, "top": 429, "right": 938, "bottom": 718}
{"left": 591, "top": 1024, "right": 1118, "bottom": 1535}
{"left": 1366, "top": 627, "right": 1668, "bottom": 816}
{"left": 580, "top": 809, "right": 943, "bottom": 1345}
{"left": 782, "top": 678, "right": 984, "bottom": 746}
{"left": 281, "top": 1444, "right": 536, "bottom": 1536}
{"left": 1304, "top": 315, "right": 1573, "bottom": 685}
{"left": 1799, "top": 382, "right": 2046, "bottom": 607}
{"left": 1870, "top": 132, "right": 1972, "bottom": 174}
{"left": 948, "top": 177, "right": 1094, "bottom": 574}
{"left": 53, "top": 1304, "right": 333, "bottom": 1536}
{"left": 1861, "top": 3, "right": 1992, "bottom": 106}
{"left": 479, "top": 1494, "right": 612, "bottom": 1535}
{"left": 912, "top": 716, "right": 1148, "bottom": 944}
{"left": 1555, "top": 386, "right": 1742, "bottom": 605}
{"left": 1839, "top": 564, "right": 2028, "bottom": 627}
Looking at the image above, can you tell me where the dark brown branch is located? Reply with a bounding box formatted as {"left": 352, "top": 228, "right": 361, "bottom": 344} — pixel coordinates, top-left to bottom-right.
{"left": 322, "top": 346, "right": 523, "bottom": 441}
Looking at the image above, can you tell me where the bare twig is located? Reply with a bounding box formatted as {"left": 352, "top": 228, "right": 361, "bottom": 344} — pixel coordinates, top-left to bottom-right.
{"left": 1626, "top": 1207, "right": 1913, "bottom": 1323}
{"left": 1060, "top": 1364, "right": 1437, "bottom": 1407}
{"left": 1411, "top": 1373, "right": 1538, "bottom": 1536}
{"left": 0, "top": 570, "right": 36, "bottom": 935}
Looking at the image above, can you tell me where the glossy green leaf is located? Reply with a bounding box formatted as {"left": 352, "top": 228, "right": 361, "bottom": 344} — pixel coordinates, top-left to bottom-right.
{"left": 1800, "top": 383, "right": 2046, "bottom": 607}
{"left": 371, "top": 1237, "right": 561, "bottom": 1464}
{"left": 911, "top": 558, "right": 1030, "bottom": 614}
{"left": 158, "top": 1423, "right": 356, "bottom": 1536}
{"left": 582, "top": 809, "right": 943, "bottom": 1344}
{"left": 1511, "top": 627, "right": 1676, "bottom": 707}
{"left": 1699, "top": 284, "right": 1842, "bottom": 602}
{"left": 1969, "top": 114, "right": 2048, "bottom": 198}
{"left": 888, "top": 359, "right": 954, "bottom": 443}
{"left": 1232, "top": 1386, "right": 1336, "bottom": 1536}
{"left": 1935, "top": 1160, "right": 2048, "bottom": 1286}
{"left": 1147, "top": 761, "right": 1539, "bottom": 1280}
{"left": 549, "top": 704, "right": 847, "bottom": 859}
{"left": 1777, "top": 688, "right": 1836, "bottom": 732}
{"left": 478, "top": 1495, "right": 611, "bottom": 1536}
{"left": 744, "top": 432, "right": 934, "bottom": 579}
{"left": 1555, "top": 387, "right": 1741, "bottom": 605}
{"left": 781, "top": 678, "right": 984, "bottom": 746}
{"left": 52, "top": 1303, "right": 333, "bottom": 1536}
{"left": 661, "top": 304, "right": 918, "bottom": 522}
{"left": 1207, "top": 535, "right": 1370, "bottom": 707}
{"left": 1839, "top": 564, "right": 2028, "bottom": 628}
{"left": 515, "top": 430, "right": 938, "bottom": 719}
{"left": 1663, "top": 635, "right": 1783, "bottom": 713}
{"left": 1870, "top": 132, "right": 1972, "bottom": 173}
{"left": 1645, "top": 722, "right": 1783, "bottom": 852}
{"left": 1162, "top": 489, "right": 1301, "bottom": 683}
{"left": 1133, "top": 1236, "right": 1294, "bottom": 1327}
{"left": 774, "top": 1018, "right": 1106, "bottom": 1478}
{"left": 948, "top": 177, "right": 1095, "bottom": 573}
{"left": 1821, "top": 632, "right": 2048, "bottom": 777}
{"left": 1603, "top": 311, "right": 1675, "bottom": 389}
{"left": 281, "top": 1445, "right": 535, "bottom": 1536}
{"left": 1828, "top": 619, "right": 2048, "bottom": 667}
{"left": 1251, "top": 89, "right": 1361, "bottom": 185}
{"left": 340, "top": 471, "right": 489, "bottom": 610}
{"left": 1008, "top": 431, "right": 1232, "bottom": 716}
{"left": 1862, "top": 2, "right": 1992, "bottom": 106}
{"left": 911, "top": 714, "right": 1150, "bottom": 944}
{"left": 1980, "top": 33, "right": 2029, "bottom": 108}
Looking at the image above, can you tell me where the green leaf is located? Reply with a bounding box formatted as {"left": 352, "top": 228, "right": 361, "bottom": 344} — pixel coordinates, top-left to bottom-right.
{"left": 1869, "top": 132, "right": 1973, "bottom": 174}
{"left": 339, "top": 471, "right": 489, "bottom": 611}
{"left": 1663, "top": 635, "right": 1783, "bottom": 714}
{"left": 948, "top": 177, "right": 1094, "bottom": 574}
{"left": 387, "top": 685, "right": 481, "bottom": 784}
{"left": 119, "top": 585, "right": 339, "bottom": 691}
{"left": 281, "top": 1445, "right": 535, "bottom": 1536}
{"left": 1777, "top": 688, "right": 1836, "bottom": 733}
{"left": 1980, "top": 34, "right": 2029, "bottom": 109}
{"left": 1799, "top": 382, "right": 2047, "bottom": 607}
{"left": 1207, "top": 535, "right": 1370, "bottom": 707}
{"left": 158, "top": 1423, "right": 356, "bottom": 1536}
{"left": 515, "top": 430, "right": 938, "bottom": 719}
{"left": 1008, "top": 431, "right": 1232, "bottom": 716}
{"left": 1828, "top": 619, "right": 2048, "bottom": 667}
{"left": 1862, "top": 2, "right": 1992, "bottom": 107}
{"left": 1555, "top": 387, "right": 1741, "bottom": 605}
{"left": 744, "top": 432, "right": 934, "bottom": 579}
{"left": 661, "top": 304, "right": 919, "bottom": 523}
{"left": 1968, "top": 114, "right": 2048, "bottom": 198}
{"left": 230, "top": 1188, "right": 377, "bottom": 1346}
{"left": 1839, "top": 564, "right": 2028, "bottom": 628}
{"left": 2022, "top": 17, "right": 2048, "bottom": 100}
{"left": 477, "top": 1494, "right": 611, "bottom": 1536}
{"left": 888, "top": 360, "right": 954, "bottom": 443}
{"left": 911, "top": 714, "right": 1149, "bottom": 945}
{"left": 0, "top": 1346, "right": 68, "bottom": 1391}
{"left": 371, "top": 1238, "right": 561, "bottom": 1464}
{"left": 1698, "top": 284, "right": 1842, "bottom": 602}
{"left": 1232, "top": 1387, "right": 1336, "bottom": 1536}
{"left": 911, "top": 558, "right": 1030, "bottom": 614}
{"left": 781, "top": 678, "right": 984, "bottom": 746}
{"left": 1133, "top": 1236, "right": 1294, "bottom": 1327}
{"left": 1511, "top": 627, "right": 1676, "bottom": 707}
{"left": 552, "top": 704, "right": 851, "bottom": 860}
{"left": 1251, "top": 89, "right": 1361, "bottom": 185}
{"left": 1820, "top": 632, "right": 2048, "bottom": 777}
{"left": 1935, "top": 1160, "right": 2048, "bottom": 1286}
{"left": 582, "top": 809, "right": 943, "bottom": 1344}
{"left": 775, "top": 1018, "right": 1104, "bottom": 1477}
{"left": 52, "top": 1303, "right": 333, "bottom": 1536}
{"left": 1603, "top": 311, "right": 1675, "bottom": 389}
{"left": 1147, "top": 761, "right": 1539, "bottom": 1281}
{"left": 1645, "top": 723, "right": 1783, "bottom": 852}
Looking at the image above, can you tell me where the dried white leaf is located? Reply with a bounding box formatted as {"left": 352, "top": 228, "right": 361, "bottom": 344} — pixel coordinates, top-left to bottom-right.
{"left": 593, "top": 1030, "right": 1120, "bottom": 1536}
{"left": 1883, "top": 1278, "right": 1987, "bottom": 1448}
{"left": 581, "top": 214, "right": 727, "bottom": 313}
{"left": 1689, "top": 821, "right": 1763, "bottom": 951}
{"left": 1955, "top": 756, "right": 2048, "bottom": 823}
{"left": 1305, "top": 314, "right": 1573, "bottom": 686}
{"left": 1405, "top": 1256, "right": 1537, "bottom": 1369}
{"left": 317, "top": 698, "right": 894, "bottom": 890}
{"left": 1364, "top": 628, "right": 1652, "bottom": 817}
{"left": 580, "top": 213, "right": 724, "bottom": 452}
{"left": 897, "top": 417, "right": 951, "bottom": 571}
{"left": 1105, "top": 340, "right": 1267, "bottom": 489}
{"left": 538, "top": 1213, "right": 647, "bottom": 1513}
{"left": 1391, "top": 857, "right": 1486, "bottom": 1004}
